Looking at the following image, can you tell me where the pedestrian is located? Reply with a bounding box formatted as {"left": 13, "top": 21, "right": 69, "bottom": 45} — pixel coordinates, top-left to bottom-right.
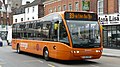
{"left": 0, "top": 37, "right": 3, "bottom": 47}
{"left": 7, "top": 40, "right": 10, "bottom": 46}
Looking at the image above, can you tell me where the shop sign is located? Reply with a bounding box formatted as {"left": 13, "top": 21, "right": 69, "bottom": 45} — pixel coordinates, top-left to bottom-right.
{"left": 109, "top": 15, "right": 119, "bottom": 24}
{"left": 82, "top": 1, "right": 90, "bottom": 11}
{"left": 99, "top": 13, "right": 120, "bottom": 25}
{"left": 99, "top": 15, "right": 108, "bottom": 24}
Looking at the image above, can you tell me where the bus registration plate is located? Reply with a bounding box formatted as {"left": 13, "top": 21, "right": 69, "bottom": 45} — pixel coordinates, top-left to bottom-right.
{"left": 82, "top": 56, "right": 92, "bottom": 59}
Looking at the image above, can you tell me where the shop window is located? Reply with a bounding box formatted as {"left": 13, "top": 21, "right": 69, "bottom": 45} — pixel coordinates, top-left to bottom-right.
{"left": 29, "top": 23, "right": 33, "bottom": 28}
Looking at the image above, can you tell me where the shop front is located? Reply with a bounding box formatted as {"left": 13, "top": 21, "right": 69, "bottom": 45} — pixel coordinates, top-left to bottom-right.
{"left": 99, "top": 13, "right": 120, "bottom": 48}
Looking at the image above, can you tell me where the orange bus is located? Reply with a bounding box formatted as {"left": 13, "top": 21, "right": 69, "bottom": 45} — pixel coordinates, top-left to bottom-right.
{"left": 12, "top": 11, "right": 103, "bottom": 60}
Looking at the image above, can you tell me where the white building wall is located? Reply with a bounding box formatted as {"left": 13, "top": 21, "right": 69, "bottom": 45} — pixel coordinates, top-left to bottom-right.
{"left": 13, "top": 14, "right": 25, "bottom": 23}
{"left": 25, "top": 5, "right": 38, "bottom": 21}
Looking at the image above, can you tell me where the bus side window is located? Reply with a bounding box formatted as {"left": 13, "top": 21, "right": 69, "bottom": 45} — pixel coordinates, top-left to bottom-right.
{"left": 17, "top": 23, "right": 23, "bottom": 39}
{"left": 31, "top": 21, "right": 43, "bottom": 40}
{"left": 49, "top": 21, "right": 59, "bottom": 41}
{"left": 40, "top": 22, "right": 52, "bottom": 41}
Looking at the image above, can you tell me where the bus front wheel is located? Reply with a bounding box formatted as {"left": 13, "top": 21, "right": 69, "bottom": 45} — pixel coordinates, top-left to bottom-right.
{"left": 43, "top": 48, "right": 49, "bottom": 61}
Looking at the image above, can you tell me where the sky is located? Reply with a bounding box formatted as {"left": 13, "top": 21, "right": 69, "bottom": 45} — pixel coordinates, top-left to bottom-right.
{"left": 22, "top": 0, "right": 34, "bottom": 5}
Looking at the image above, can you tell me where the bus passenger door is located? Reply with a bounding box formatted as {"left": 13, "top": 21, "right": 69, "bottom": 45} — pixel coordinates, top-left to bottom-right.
{"left": 47, "top": 21, "right": 60, "bottom": 58}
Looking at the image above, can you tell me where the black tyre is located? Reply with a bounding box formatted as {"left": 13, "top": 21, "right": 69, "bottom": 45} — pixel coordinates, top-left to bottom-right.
{"left": 43, "top": 48, "right": 49, "bottom": 61}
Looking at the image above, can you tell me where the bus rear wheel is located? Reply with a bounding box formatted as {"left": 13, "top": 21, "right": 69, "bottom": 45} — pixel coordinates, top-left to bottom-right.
{"left": 43, "top": 48, "right": 49, "bottom": 61}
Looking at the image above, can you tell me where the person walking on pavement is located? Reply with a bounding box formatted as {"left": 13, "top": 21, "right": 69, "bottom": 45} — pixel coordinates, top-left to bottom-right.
{"left": 0, "top": 37, "right": 3, "bottom": 47}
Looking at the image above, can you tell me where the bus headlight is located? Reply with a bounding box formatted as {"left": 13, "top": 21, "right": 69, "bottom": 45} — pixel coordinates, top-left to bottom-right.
{"left": 76, "top": 51, "right": 80, "bottom": 53}
{"left": 71, "top": 50, "right": 80, "bottom": 53}
{"left": 96, "top": 50, "right": 101, "bottom": 52}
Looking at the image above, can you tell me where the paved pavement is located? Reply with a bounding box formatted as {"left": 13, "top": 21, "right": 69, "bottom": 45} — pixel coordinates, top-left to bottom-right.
{"left": 103, "top": 48, "right": 120, "bottom": 57}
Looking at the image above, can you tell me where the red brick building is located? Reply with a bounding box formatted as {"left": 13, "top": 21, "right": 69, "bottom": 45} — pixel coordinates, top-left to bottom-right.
{"left": 43, "top": 0, "right": 98, "bottom": 15}
{"left": 100, "top": 0, "right": 119, "bottom": 14}
{"left": 98, "top": 0, "right": 120, "bottom": 49}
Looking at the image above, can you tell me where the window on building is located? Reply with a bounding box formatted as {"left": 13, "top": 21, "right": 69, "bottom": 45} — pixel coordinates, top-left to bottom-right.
{"left": 68, "top": 4, "right": 72, "bottom": 11}
{"left": 32, "top": 17, "right": 34, "bottom": 19}
{"left": 21, "top": 18, "right": 23, "bottom": 21}
{"left": 49, "top": 8, "right": 52, "bottom": 13}
{"left": 27, "top": 8, "right": 29, "bottom": 13}
{"left": 15, "top": 19, "right": 17, "bottom": 22}
{"left": 63, "top": 5, "right": 66, "bottom": 11}
{"left": 58, "top": 6, "right": 61, "bottom": 12}
{"left": 75, "top": 2, "right": 79, "bottom": 11}
{"left": 33, "top": 7, "right": 34, "bottom": 12}
{"left": 54, "top": 7, "right": 56, "bottom": 12}
{"left": 28, "top": 18, "right": 29, "bottom": 20}
{"left": 119, "top": 0, "right": 120, "bottom": 13}
{"left": 98, "top": 0, "right": 103, "bottom": 15}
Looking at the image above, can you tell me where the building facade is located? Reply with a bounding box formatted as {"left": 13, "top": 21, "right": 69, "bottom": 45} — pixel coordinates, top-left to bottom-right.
{"left": 98, "top": 0, "right": 120, "bottom": 48}
{"left": 13, "top": 0, "right": 44, "bottom": 23}
{"left": 0, "top": 0, "right": 13, "bottom": 42}
{"left": 43, "top": 0, "right": 98, "bottom": 15}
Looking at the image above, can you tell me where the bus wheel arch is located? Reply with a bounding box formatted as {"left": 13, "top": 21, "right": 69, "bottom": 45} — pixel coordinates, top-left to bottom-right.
{"left": 43, "top": 47, "right": 49, "bottom": 61}
{"left": 16, "top": 43, "right": 21, "bottom": 54}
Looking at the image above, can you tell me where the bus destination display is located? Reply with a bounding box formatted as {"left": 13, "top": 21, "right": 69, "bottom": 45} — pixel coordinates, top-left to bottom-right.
{"left": 65, "top": 12, "right": 97, "bottom": 21}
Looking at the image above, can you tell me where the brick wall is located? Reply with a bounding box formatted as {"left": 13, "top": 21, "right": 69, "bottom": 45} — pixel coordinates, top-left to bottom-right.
{"left": 104, "top": 0, "right": 119, "bottom": 14}
{"left": 44, "top": 0, "right": 97, "bottom": 15}
{"left": 90, "top": 0, "right": 97, "bottom": 12}
{"left": 108, "top": 0, "right": 115, "bottom": 14}
{"left": 114, "top": 0, "right": 119, "bottom": 13}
